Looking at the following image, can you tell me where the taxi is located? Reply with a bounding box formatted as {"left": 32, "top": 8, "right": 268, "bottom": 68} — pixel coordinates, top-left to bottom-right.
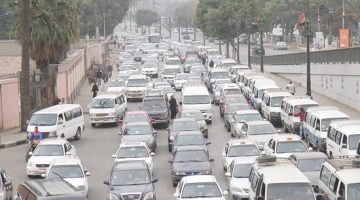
{"left": 263, "top": 134, "right": 310, "bottom": 158}
{"left": 222, "top": 139, "right": 261, "bottom": 172}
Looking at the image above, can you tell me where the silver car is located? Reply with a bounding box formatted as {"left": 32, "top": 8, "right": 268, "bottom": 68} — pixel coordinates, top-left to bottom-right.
{"left": 177, "top": 110, "right": 208, "bottom": 138}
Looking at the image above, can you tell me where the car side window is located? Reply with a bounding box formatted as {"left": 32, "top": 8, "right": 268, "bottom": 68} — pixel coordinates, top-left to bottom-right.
{"left": 310, "top": 116, "right": 316, "bottom": 128}
{"left": 250, "top": 173, "right": 259, "bottom": 191}
{"left": 320, "top": 166, "right": 331, "bottom": 186}
{"left": 342, "top": 135, "right": 347, "bottom": 146}
{"left": 329, "top": 175, "right": 339, "bottom": 193}
{"left": 328, "top": 127, "right": 337, "bottom": 141}
{"left": 335, "top": 131, "right": 342, "bottom": 145}
{"left": 64, "top": 111, "right": 73, "bottom": 121}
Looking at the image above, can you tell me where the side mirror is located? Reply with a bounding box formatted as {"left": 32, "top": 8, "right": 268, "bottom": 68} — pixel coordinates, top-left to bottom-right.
{"left": 112, "top": 154, "right": 116, "bottom": 158}
{"left": 308, "top": 147, "right": 313, "bottom": 151}
{"left": 225, "top": 172, "right": 231, "bottom": 177}
{"left": 65, "top": 151, "right": 71, "bottom": 156}
{"left": 85, "top": 171, "right": 91, "bottom": 176}
{"left": 28, "top": 151, "right": 33, "bottom": 156}
{"left": 152, "top": 178, "right": 158, "bottom": 183}
{"left": 316, "top": 194, "right": 324, "bottom": 200}
{"left": 153, "top": 130, "right": 158, "bottom": 134}
{"left": 150, "top": 152, "right": 155, "bottom": 156}
{"left": 169, "top": 136, "right": 175, "bottom": 142}
{"left": 288, "top": 113, "right": 293, "bottom": 116}
{"left": 40, "top": 174, "right": 46, "bottom": 178}
{"left": 209, "top": 158, "right": 214, "bottom": 162}
{"left": 174, "top": 193, "right": 179, "bottom": 198}
{"left": 168, "top": 160, "right": 173, "bottom": 163}
{"left": 277, "top": 129, "right": 282, "bottom": 133}
{"left": 179, "top": 101, "right": 182, "bottom": 105}
{"left": 206, "top": 142, "right": 211, "bottom": 145}
{"left": 223, "top": 190, "right": 229, "bottom": 196}
{"left": 261, "top": 150, "right": 266, "bottom": 155}
{"left": 103, "top": 179, "right": 110, "bottom": 185}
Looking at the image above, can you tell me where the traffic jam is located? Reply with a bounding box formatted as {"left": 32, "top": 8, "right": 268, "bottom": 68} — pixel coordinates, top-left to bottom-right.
{"left": 3, "top": 34, "right": 360, "bottom": 200}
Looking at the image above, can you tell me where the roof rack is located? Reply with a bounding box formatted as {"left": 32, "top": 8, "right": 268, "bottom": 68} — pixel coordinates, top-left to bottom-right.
{"left": 256, "top": 156, "right": 294, "bottom": 167}
{"left": 326, "top": 156, "right": 360, "bottom": 170}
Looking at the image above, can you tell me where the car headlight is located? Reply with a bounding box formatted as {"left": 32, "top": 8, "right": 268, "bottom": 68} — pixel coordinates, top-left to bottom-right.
{"left": 175, "top": 172, "right": 186, "bottom": 175}
{"left": 109, "top": 193, "right": 119, "bottom": 200}
{"left": 27, "top": 162, "right": 35, "bottom": 167}
{"left": 143, "top": 191, "right": 155, "bottom": 200}
{"left": 77, "top": 185, "right": 86, "bottom": 192}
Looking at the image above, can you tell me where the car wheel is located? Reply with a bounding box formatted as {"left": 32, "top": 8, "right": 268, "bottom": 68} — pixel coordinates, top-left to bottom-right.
{"left": 91, "top": 123, "right": 96, "bottom": 128}
{"left": 74, "top": 128, "right": 81, "bottom": 140}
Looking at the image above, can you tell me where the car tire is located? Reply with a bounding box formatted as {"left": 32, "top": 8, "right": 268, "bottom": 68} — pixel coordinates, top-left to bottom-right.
{"left": 91, "top": 123, "right": 96, "bottom": 128}
{"left": 74, "top": 128, "right": 81, "bottom": 140}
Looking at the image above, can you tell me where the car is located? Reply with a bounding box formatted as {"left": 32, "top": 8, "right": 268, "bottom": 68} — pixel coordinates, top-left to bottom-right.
{"left": 141, "top": 62, "right": 159, "bottom": 78}
{"left": 126, "top": 75, "right": 151, "bottom": 101}
{"left": 225, "top": 157, "right": 258, "bottom": 200}
{"left": 220, "top": 94, "right": 248, "bottom": 117}
{"left": 252, "top": 44, "right": 265, "bottom": 56}
{"left": 141, "top": 93, "right": 170, "bottom": 126}
{"left": 0, "top": 169, "right": 12, "bottom": 200}
{"left": 26, "top": 138, "right": 76, "bottom": 177}
{"left": 112, "top": 142, "right": 155, "bottom": 173}
{"left": 222, "top": 139, "right": 260, "bottom": 171}
{"left": 183, "top": 58, "right": 200, "bottom": 73}
{"left": 174, "top": 73, "right": 190, "bottom": 90}
{"left": 177, "top": 110, "right": 208, "bottom": 138}
{"left": 289, "top": 152, "right": 327, "bottom": 186}
{"left": 45, "top": 158, "right": 90, "bottom": 196}
{"left": 218, "top": 84, "right": 241, "bottom": 106}
{"left": 229, "top": 65, "right": 249, "bottom": 82}
{"left": 174, "top": 175, "right": 228, "bottom": 200}
{"left": 106, "top": 79, "right": 126, "bottom": 93}
{"left": 104, "top": 161, "right": 157, "bottom": 200}
{"left": 168, "top": 118, "right": 200, "bottom": 152}
{"left": 230, "top": 110, "right": 263, "bottom": 137}
{"left": 15, "top": 178, "right": 85, "bottom": 199}
{"left": 120, "top": 122, "right": 157, "bottom": 152}
{"left": 119, "top": 111, "right": 153, "bottom": 133}
{"left": 169, "top": 146, "right": 214, "bottom": 186}
{"left": 162, "top": 65, "right": 181, "bottom": 86}
{"left": 223, "top": 103, "right": 253, "bottom": 131}
{"left": 220, "top": 59, "right": 237, "bottom": 71}
{"left": 238, "top": 121, "right": 279, "bottom": 149}
{"left": 171, "top": 131, "right": 210, "bottom": 153}
{"left": 155, "top": 84, "right": 174, "bottom": 100}
{"left": 212, "top": 81, "right": 234, "bottom": 105}
{"left": 263, "top": 134, "right": 310, "bottom": 158}
{"left": 260, "top": 91, "right": 292, "bottom": 125}
{"left": 274, "top": 41, "right": 288, "bottom": 50}
{"left": 204, "top": 69, "right": 230, "bottom": 92}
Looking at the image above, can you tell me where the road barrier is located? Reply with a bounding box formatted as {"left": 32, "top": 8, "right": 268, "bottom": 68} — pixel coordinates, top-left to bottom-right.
{"left": 251, "top": 46, "right": 360, "bottom": 65}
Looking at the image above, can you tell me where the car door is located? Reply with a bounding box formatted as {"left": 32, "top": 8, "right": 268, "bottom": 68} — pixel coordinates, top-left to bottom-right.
{"left": 64, "top": 110, "right": 75, "bottom": 138}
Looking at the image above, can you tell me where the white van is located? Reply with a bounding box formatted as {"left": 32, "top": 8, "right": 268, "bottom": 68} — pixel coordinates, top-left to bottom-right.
{"left": 261, "top": 91, "right": 292, "bottom": 125}
{"left": 126, "top": 75, "right": 152, "bottom": 100}
{"left": 27, "top": 104, "right": 84, "bottom": 140}
{"left": 326, "top": 120, "right": 360, "bottom": 157}
{"left": 89, "top": 93, "right": 127, "bottom": 127}
{"left": 251, "top": 84, "right": 279, "bottom": 110}
{"left": 280, "top": 96, "right": 319, "bottom": 134}
{"left": 303, "top": 107, "right": 350, "bottom": 152}
{"left": 181, "top": 85, "right": 212, "bottom": 124}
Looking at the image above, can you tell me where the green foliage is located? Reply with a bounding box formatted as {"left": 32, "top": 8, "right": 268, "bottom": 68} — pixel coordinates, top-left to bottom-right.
{"left": 135, "top": 9, "right": 159, "bottom": 27}
{"left": 174, "top": 1, "right": 197, "bottom": 27}
{"left": 0, "top": 0, "right": 15, "bottom": 39}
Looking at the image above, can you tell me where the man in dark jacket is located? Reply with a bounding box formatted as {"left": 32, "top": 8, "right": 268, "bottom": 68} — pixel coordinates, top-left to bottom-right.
{"left": 169, "top": 95, "right": 178, "bottom": 119}
{"left": 91, "top": 83, "right": 99, "bottom": 98}
{"left": 209, "top": 59, "right": 214, "bottom": 68}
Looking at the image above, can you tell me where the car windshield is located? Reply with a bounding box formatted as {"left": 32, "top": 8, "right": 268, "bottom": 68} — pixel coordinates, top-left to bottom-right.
{"left": 226, "top": 96, "right": 247, "bottom": 104}
{"left": 176, "top": 135, "right": 204, "bottom": 146}
{"left": 91, "top": 98, "right": 115, "bottom": 108}
{"left": 30, "top": 114, "right": 57, "bottom": 126}
{"left": 173, "top": 121, "right": 198, "bottom": 131}
{"left": 107, "top": 81, "right": 124, "bottom": 87}
{"left": 176, "top": 74, "right": 190, "bottom": 80}
{"left": 167, "top": 59, "right": 181, "bottom": 65}
{"left": 211, "top": 71, "right": 228, "bottom": 79}
{"left": 186, "top": 60, "right": 198, "bottom": 65}
{"left": 48, "top": 165, "right": 84, "bottom": 178}
{"left": 143, "top": 62, "right": 156, "bottom": 68}
{"left": 248, "top": 124, "right": 276, "bottom": 135}
{"left": 236, "top": 113, "right": 262, "bottom": 122}
{"left": 347, "top": 183, "right": 360, "bottom": 200}
{"left": 321, "top": 118, "right": 349, "bottom": 132}
{"left": 183, "top": 95, "right": 210, "bottom": 104}
{"left": 228, "top": 145, "right": 260, "bottom": 157}
{"left": 181, "top": 112, "right": 204, "bottom": 120}
{"left": 349, "top": 134, "right": 360, "bottom": 150}
{"left": 271, "top": 97, "right": 284, "bottom": 107}
{"left": 174, "top": 150, "right": 208, "bottom": 162}
{"left": 117, "top": 146, "right": 149, "bottom": 158}
{"left": 267, "top": 183, "right": 315, "bottom": 200}
{"left": 276, "top": 141, "right": 308, "bottom": 153}
{"left": 157, "top": 86, "right": 173, "bottom": 93}
{"left": 124, "top": 125, "right": 152, "bottom": 135}
{"left": 224, "top": 89, "right": 241, "bottom": 95}
{"left": 233, "top": 163, "right": 252, "bottom": 178}
{"left": 163, "top": 68, "right": 178, "bottom": 75}
{"left": 111, "top": 169, "right": 150, "bottom": 186}
{"left": 124, "top": 115, "right": 148, "bottom": 123}
{"left": 227, "top": 105, "right": 252, "bottom": 114}
{"left": 33, "top": 145, "right": 64, "bottom": 156}
{"left": 297, "top": 158, "right": 326, "bottom": 171}
{"left": 143, "top": 99, "right": 166, "bottom": 109}
{"left": 127, "top": 79, "right": 146, "bottom": 87}
{"left": 181, "top": 183, "right": 222, "bottom": 198}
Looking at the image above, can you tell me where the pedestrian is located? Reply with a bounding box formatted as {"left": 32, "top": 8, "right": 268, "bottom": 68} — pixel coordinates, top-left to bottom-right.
{"left": 107, "top": 64, "right": 113, "bottom": 79}
{"left": 102, "top": 67, "right": 109, "bottom": 83}
{"left": 294, "top": 107, "right": 306, "bottom": 139}
{"left": 286, "top": 81, "right": 296, "bottom": 95}
{"left": 53, "top": 97, "right": 61, "bottom": 105}
{"left": 91, "top": 83, "right": 99, "bottom": 98}
{"left": 209, "top": 59, "right": 214, "bottom": 68}
{"left": 169, "top": 95, "right": 178, "bottom": 119}
{"left": 96, "top": 69, "right": 102, "bottom": 85}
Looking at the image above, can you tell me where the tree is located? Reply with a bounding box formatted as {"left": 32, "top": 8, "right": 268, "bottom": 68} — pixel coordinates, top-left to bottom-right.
{"left": 12, "top": 0, "right": 80, "bottom": 71}
{"left": 0, "top": 0, "right": 15, "bottom": 40}
{"left": 174, "top": 1, "right": 197, "bottom": 27}
{"left": 135, "top": 9, "right": 159, "bottom": 28}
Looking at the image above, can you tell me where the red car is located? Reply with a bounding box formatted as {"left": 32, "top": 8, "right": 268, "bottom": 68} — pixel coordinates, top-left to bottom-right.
{"left": 119, "top": 111, "right": 154, "bottom": 133}
{"left": 220, "top": 94, "right": 247, "bottom": 117}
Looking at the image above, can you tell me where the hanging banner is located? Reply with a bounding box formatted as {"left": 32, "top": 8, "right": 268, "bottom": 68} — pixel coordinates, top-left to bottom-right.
{"left": 339, "top": 28, "right": 350, "bottom": 48}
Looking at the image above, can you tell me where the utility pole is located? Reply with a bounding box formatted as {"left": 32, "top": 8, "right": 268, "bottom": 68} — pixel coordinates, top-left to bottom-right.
{"left": 193, "top": 21, "right": 196, "bottom": 41}
{"left": 159, "top": 17, "right": 162, "bottom": 37}
{"left": 103, "top": 8, "right": 106, "bottom": 37}
{"left": 236, "top": 31, "right": 240, "bottom": 64}
{"left": 203, "top": 35, "right": 206, "bottom": 46}
{"left": 306, "top": 0, "right": 312, "bottom": 96}
{"left": 260, "top": 29, "right": 264, "bottom": 72}
{"left": 178, "top": 18, "right": 181, "bottom": 42}
{"left": 169, "top": 17, "right": 172, "bottom": 38}
{"left": 247, "top": 33, "right": 251, "bottom": 69}
{"left": 129, "top": 13, "right": 132, "bottom": 31}
{"left": 342, "top": 0, "right": 345, "bottom": 28}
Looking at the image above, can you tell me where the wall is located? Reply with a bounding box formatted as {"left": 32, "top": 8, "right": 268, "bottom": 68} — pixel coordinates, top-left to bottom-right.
{"left": 0, "top": 78, "right": 20, "bottom": 129}
{"left": 258, "top": 63, "right": 360, "bottom": 111}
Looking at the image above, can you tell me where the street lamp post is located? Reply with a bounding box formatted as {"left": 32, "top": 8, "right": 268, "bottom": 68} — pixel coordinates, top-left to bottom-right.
{"left": 306, "top": 0, "right": 312, "bottom": 96}
{"left": 260, "top": 29, "right": 264, "bottom": 73}
{"left": 169, "top": 16, "right": 172, "bottom": 38}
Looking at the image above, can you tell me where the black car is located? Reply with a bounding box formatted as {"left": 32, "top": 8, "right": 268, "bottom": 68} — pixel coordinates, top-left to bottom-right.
{"left": 169, "top": 146, "right": 214, "bottom": 186}
{"left": 167, "top": 118, "right": 200, "bottom": 152}
{"left": 14, "top": 178, "right": 85, "bottom": 200}
{"left": 171, "top": 131, "right": 210, "bottom": 153}
{"left": 252, "top": 44, "right": 265, "bottom": 56}
{"left": 0, "top": 169, "right": 12, "bottom": 200}
{"left": 104, "top": 160, "right": 157, "bottom": 200}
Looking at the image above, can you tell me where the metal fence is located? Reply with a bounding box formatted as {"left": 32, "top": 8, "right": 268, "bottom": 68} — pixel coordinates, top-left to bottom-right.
{"left": 251, "top": 46, "right": 360, "bottom": 65}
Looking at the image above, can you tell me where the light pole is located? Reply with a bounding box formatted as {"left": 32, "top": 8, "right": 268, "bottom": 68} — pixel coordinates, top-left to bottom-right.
{"left": 342, "top": 0, "right": 345, "bottom": 28}
{"left": 306, "top": 0, "right": 312, "bottom": 96}
{"left": 103, "top": 8, "right": 106, "bottom": 37}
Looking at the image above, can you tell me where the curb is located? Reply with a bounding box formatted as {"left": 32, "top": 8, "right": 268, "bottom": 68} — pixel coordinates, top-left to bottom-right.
{"left": 0, "top": 139, "right": 27, "bottom": 149}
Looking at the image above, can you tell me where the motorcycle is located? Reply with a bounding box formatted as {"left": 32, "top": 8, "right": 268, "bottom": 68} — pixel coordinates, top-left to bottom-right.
{"left": 25, "top": 140, "right": 39, "bottom": 162}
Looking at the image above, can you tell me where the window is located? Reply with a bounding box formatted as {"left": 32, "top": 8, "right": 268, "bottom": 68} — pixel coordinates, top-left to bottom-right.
{"left": 72, "top": 108, "right": 82, "bottom": 118}
{"left": 115, "top": 98, "right": 118, "bottom": 104}
{"left": 320, "top": 166, "right": 332, "bottom": 185}
{"left": 342, "top": 135, "right": 347, "bottom": 145}
{"left": 281, "top": 101, "right": 286, "bottom": 110}
{"left": 328, "top": 127, "right": 337, "bottom": 141}
{"left": 310, "top": 116, "right": 316, "bottom": 128}
{"left": 316, "top": 119, "right": 321, "bottom": 130}
{"left": 329, "top": 175, "right": 339, "bottom": 193}
{"left": 120, "top": 95, "right": 125, "bottom": 104}
{"left": 335, "top": 131, "right": 343, "bottom": 145}
{"left": 251, "top": 173, "right": 259, "bottom": 190}
{"left": 305, "top": 113, "right": 311, "bottom": 124}
{"left": 64, "top": 111, "right": 73, "bottom": 121}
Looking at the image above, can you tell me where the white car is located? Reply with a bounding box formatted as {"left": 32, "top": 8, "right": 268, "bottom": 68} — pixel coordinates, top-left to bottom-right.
{"left": 141, "top": 62, "right": 159, "bottom": 78}
{"left": 239, "top": 121, "right": 279, "bottom": 149}
{"left": 112, "top": 142, "right": 155, "bottom": 173}
{"left": 222, "top": 139, "right": 260, "bottom": 171}
{"left": 156, "top": 85, "right": 174, "bottom": 100}
{"left": 45, "top": 158, "right": 90, "bottom": 196}
{"left": 26, "top": 138, "right": 76, "bottom": 177}
{"left": 225, "top": 157, "right": 258, "bottom": 200}
{"left": 174, "top": 175, "right": 228, "bottom": 200}
{"left": 263, "top": 134, "right": 310, "bottom": 158}
{"left": 174, "top": 73, "right": 190, "bottom": 90}
{"left": 126, "top": 75, "right": 151, "bottom": 100}
{"left": 106, "top": 80, "right": 126, "bottom": 93}
{"left": 274, "top": 41, "right": 288, "bottom": 50}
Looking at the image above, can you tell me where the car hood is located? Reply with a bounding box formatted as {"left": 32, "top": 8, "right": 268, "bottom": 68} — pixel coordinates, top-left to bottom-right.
{"left": 110, "top": 183, "right": 153, "bottom": 195}
{"left": 28, "top": 155, "right": 65, "bottom": 164}
{"left": 145, "top": 108, "right": 167, "bottom": 114}
{"left": 181, "top": 197, "right": 224, "bottom": 200}
{"left": 269, "top": 107, "right": 281, "bottom": 112}
{"left": 173, "top": 161, "right": 211, "bottom": 172}
{"left": 89, "top": 108, "right": 115, "bottom": 114}
{"left": 122, "top": 135, "right": 153, "bottom": 143}
{"left": 175, "top": 80, "right": 187, "bottom": 84}
{"left": 230, "top": 178, "right": 250, "bottom": 190}
{"left": 302, "top": 171, "right": 320, "bottom": 186}
{"left": 142, "top": 68, "right": 157, "bottom": 71}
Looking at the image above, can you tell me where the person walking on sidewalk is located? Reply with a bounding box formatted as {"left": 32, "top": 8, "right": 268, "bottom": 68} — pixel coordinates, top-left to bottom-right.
{"left": 209, "top": 59, "right": 214, "bottom": 68}
{"left": 96, "top": 69, "right": 102, "bottom": 85}
{"left": 294, "top": 107, "right": 305, "bottom": 139}
{"left": 169, "top": 95, "right": 178, "bottom": 119}
{"left": 91, "top": 83, "right": 99, "bottom": 98}
{"left": 286, "top": 81, "right": 295, "bottom": 95}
